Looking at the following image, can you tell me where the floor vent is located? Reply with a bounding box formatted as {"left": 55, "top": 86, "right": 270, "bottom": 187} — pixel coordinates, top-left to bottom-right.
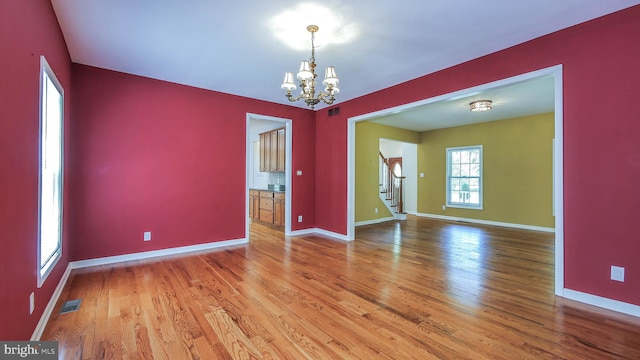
{"left": 59, "top": 299, "right": 82, "bottom": 314}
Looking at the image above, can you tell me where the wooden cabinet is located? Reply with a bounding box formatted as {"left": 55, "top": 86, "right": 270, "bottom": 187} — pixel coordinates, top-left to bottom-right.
{"left": 259, "top": 132, "right": 270, "bottom": 172}
{"left": 259, "top": 191, "right": 274, "bottom": 224}
{"left": 249, "top": 190, "right": 285, "bottom": 227}
{"left": 276, "top": 128, "right": 285, "bottom": 172}
{"left": 249, "top": 190, "right": 260, "bottom": 220}
{"left": 259, "top": 127, "right": 285, "bottom": 172}
{"left": 274, "top": 192, "right": 285, "bottom": 226}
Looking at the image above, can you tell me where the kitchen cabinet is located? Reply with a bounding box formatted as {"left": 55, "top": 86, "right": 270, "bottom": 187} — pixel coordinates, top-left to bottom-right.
{"left": 276, "top": 127, "right": 285, "bottom": 172}
{"left": 249, "top": 190, "right": 260, "bottom": 220}
{"left": 259, "top": 191, "right": 274, "bottom": 224}
{"left": 274, "top": 192, "right": 285, "bottom": 226}
{"left": 250, "top": 190, "right": 285, "bottom": 228}
{"left": 259, "top": 127, "right": 285, "bottom": 172}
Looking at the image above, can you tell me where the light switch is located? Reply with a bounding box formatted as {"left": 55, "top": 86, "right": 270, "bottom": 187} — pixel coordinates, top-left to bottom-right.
{"left": 297, "top": 170, "right": 303, "bottom": 176}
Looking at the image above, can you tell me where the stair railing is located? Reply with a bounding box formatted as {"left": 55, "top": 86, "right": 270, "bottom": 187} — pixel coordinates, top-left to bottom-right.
{"left": 379, "top": 152, "right": 406, "bottom": 214}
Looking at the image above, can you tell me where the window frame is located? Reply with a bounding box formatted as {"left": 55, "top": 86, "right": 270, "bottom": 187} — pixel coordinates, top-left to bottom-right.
{"left": 446, "top": 145, "right": 483, "bottom": 210}
{"left": 37, "top": 56, "right": 64, "bottom": 288}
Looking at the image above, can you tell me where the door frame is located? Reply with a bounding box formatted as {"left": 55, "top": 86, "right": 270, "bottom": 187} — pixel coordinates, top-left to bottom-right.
{"left": 347, "top": 65, "right": 564, "bottom": 295}
{"left": 245, "top": 113, "right": 293, "bottom": 238}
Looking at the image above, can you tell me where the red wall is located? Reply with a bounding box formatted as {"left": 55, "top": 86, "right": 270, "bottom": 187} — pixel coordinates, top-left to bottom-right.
{"left": 315, "top": 6, "right": 640, "bottom": 305}
{"left": 70, "top": 65, "right": 315, "bottom": 261}
{"left": 2, "top": 1, "right": 638, "bottom": 340}
{"left": 0, "top": 1, "right": 72, "bottom": 339}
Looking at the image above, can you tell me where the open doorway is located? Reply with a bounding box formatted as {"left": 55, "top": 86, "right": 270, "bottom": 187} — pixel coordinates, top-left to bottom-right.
{"left": 245, "top": 113, "right": 293, "bottom": 239}
{"left": 347, "top": 65, "right": 564, "bottom": 295}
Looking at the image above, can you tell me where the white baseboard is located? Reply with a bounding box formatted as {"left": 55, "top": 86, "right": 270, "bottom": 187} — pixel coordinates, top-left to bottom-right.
{"left": 289, "top": 227, "right": 351, "bottom": 241}
{"left": 314, "top": 228, "right": 351, "bottom": 241}
{"left": 31, "top": 263, "right": 72, "bottom": 341}
{"left": 563, "top": 288, "right": 640, "bottom": 317}
{"left": 355, "top": 217, "right": 395, "bottom": 227}
{"left": 70, "top": 238, "right": 247, "bottom": 269}
{"left": 415, "top": 212, "right": 555, "bottom": 233}
{"left": 288, "top": 228, "right": 316, "bottom": 237}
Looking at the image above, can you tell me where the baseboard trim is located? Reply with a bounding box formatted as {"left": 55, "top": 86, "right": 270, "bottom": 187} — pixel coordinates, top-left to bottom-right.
{"left": 314, "top": 228, "right": 351, "bottom": 241}
{"left": 355, "top": 217, "right": 396, "bottom": 227}
{"left": 563, "top": 288, "right": 640, "bottom": 317}
{"left": 415, "top": 212, "right": 555, "bottom": 233}
{"left": 31, "top": 263, "right": 72, "bottom": 341}
{"left": 289, "top": 228, "right": 351, "bottom": 241}
{"left": 288, "top": 228, "right": 316, "bottom": 236}
{"left": 70, "top": 238, "right": 247, "bottom": 269}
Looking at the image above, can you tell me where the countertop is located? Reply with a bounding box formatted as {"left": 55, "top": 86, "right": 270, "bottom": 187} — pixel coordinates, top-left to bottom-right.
{"left": 250, "top": 188, "right": 286, "bottom": 193}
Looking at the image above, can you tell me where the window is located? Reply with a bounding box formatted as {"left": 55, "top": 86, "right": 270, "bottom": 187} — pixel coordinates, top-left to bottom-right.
{"left": 38, "top": 56, "right": 64, "bottom": 287}
{"left": 446, "top": 145, "right": 482, "bottom": 209}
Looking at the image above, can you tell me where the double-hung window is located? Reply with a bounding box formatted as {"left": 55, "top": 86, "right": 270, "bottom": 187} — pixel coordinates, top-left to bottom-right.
{"left": 446, "top": 145, "right": 482, "bottom": 209}
{"left": 38, "top": 56, "right": 64, "bottom": 287}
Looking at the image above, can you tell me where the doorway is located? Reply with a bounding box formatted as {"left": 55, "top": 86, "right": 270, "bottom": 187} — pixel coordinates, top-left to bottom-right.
{"left": 245, "top": 113, "right": 293, "bottom": 238}
{"left": 347, "top": 65, "right": 564, "bottom": 295}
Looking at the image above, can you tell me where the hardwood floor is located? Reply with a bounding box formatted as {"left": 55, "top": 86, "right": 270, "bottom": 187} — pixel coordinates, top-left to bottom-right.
{"left": 42, "top": 216, "right": 640, "bottom": 359}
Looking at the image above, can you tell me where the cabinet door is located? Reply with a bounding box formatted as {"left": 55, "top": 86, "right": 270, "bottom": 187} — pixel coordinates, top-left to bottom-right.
{"left": 274, "top": 199, "right": 284, "bottom": 226}
{"left": 250, "top": 196, "right": 260, "bottom": 219}
{"left": 259, "top": 132, "right": 269, "bottom": 172}
{"left": 259, "top": 210, "right": 274, "bottom": 224}
{"left": 276, "top": 128, "right": 285, "bottom": 171}
{"left": 269, "top": 130, "right": 278, "bottom": 171}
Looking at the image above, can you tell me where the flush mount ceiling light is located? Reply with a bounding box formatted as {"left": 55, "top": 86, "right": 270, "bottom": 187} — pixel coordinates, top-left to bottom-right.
{"left": 469, "top": 100, "right": 493, "bottom": 112}
{"left": 281, "top": 25, "right": 339, "bottom": 110}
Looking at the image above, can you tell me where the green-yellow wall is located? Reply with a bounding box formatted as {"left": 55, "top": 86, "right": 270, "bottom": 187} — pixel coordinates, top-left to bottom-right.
{"left": 418, "top": 113, "right": 554, "bottom": 228}
{"left": 355, "top": 122, "right": 419, "bottom": 222}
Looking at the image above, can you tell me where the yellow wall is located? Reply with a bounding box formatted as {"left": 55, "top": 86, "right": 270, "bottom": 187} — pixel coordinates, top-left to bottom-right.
{"left": 417, "top": 113, "right": 554, "bottom": 228}
{"left": 355, "top": 122, "right": 419, "bottom": 222}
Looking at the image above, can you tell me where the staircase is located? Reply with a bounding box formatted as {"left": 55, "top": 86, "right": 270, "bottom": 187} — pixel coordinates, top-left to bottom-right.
{"left": 379, "top": 152, "right": 407, "bottom": 221}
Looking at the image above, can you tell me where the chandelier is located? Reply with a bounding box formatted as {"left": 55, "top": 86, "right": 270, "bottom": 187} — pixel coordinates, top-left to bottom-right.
{"left": 281, "top": 25, "right": 339, "bottom": 109}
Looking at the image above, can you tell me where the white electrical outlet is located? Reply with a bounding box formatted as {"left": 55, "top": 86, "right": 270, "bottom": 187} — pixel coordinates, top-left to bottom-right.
{"left": 611, "top": 266, "right": 625, "bottom": 282}
{"left": 375, "top": 208, "right": 378, "bottom": 213}
{"left": 144, "top": 231, "right": 152, "bottom": 241}
{"left": 29, "top": 292, "right": 34, "bottom": 314}
{"left": 420, "top": 173, "right": 425, "bottom": 178}
{"left": 298, "top": 215, "right": 303, "bottom": 223}
{"left": 442, "top": 205, "right": 446, "bottom": 210}
{"left": 297, "top": 170, "right": 303, "bottom": 176}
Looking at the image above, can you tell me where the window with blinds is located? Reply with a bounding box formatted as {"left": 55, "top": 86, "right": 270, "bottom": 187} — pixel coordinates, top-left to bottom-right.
{"left": 38, "top": 56, "right": 64, "bottom": 287}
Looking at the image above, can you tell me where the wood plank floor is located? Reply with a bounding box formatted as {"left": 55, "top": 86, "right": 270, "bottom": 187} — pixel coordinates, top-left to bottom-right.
{"left": 42, "top": 216, "right": 640, "bottom": 359}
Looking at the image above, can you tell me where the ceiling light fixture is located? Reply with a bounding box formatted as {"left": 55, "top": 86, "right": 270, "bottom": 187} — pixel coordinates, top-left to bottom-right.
{"left": 281, "top": 25, "right": 339, "bottom": 110}
{"left": 469, "top": 100, "right": 492, "bottom": 112}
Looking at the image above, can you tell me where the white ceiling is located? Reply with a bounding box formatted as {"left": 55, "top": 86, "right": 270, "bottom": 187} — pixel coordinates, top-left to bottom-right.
{"left": 369, "top": 75, "right": 555, "bottom": 132}
{"left": 51, "top": 0, "right": 638, "bottom": 117}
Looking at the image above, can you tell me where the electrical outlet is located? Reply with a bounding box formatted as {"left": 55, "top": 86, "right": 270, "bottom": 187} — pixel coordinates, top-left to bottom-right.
{"left": 297, "top": 170, "right": 303, "bottom": 176}
{"left": 29, "top": 292, "right": 34, "bottom": 314}
{"left": 144, "top": 231, "right": 152, "bottom": 241}
{"left": 442, "top": 205, "right": 446, "bottom": 210}
{"left": 420, "top": 173, "right": 425, "bottom": 178}
{"left": 611, "top": 266, "right": 625, "bottom": 282}
{"left": 375, "top": 208, "right": 378, "bottom": 214}
{"left": 298, "top": 215, "right": 303, "bottom": 223}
